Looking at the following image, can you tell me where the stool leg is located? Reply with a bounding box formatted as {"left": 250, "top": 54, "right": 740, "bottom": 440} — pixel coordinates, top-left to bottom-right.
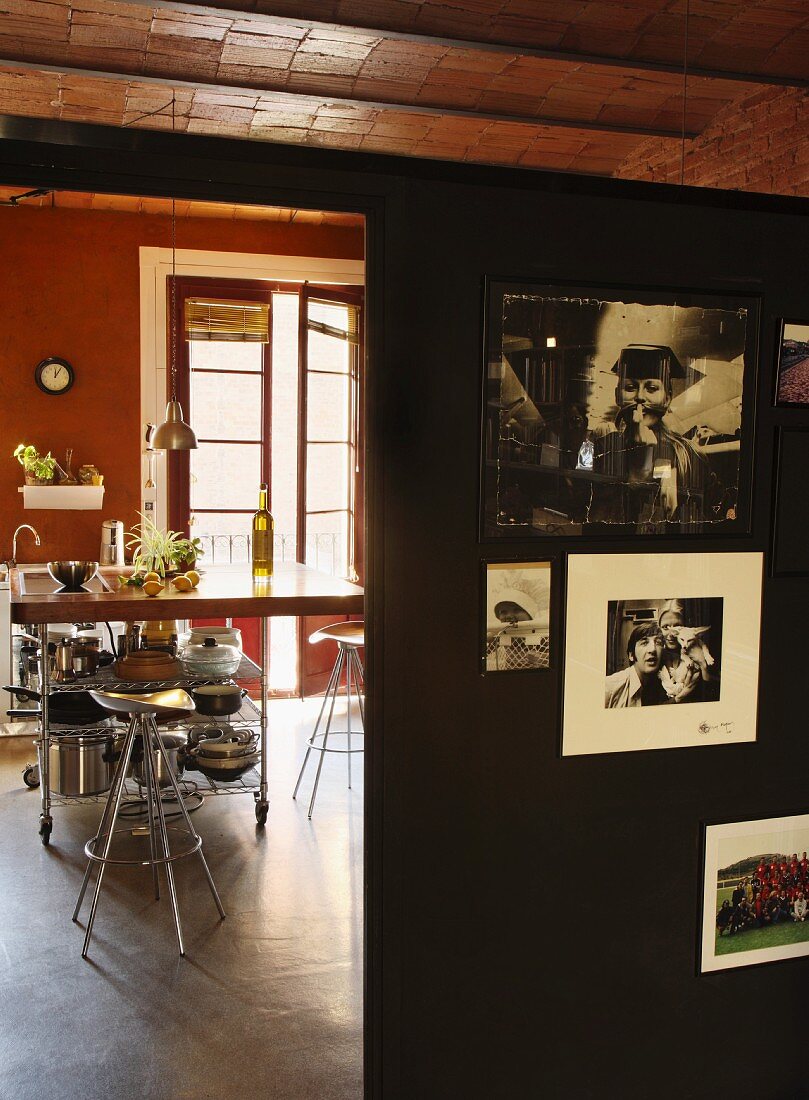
{"left": 73, "top": 716, "right": 136, "bottom": 922}
{"left": 350, "top": 648, "right": 366, "bottom": 729}
{"left": 141, "top": 718, "right": 161, "bottom": 901}
{"left": 145, "top": 719, "right": 185, "bottom": 956}
{"left": 293, "top": 651, "right": 342, "bottom": 801}
{"left": 81, "top": 722, "right": 139, "bottom": 958}
{"left": 150, "top": 718, "right": 226, "bottom": 920}
{"left": 307, "top": 648, "right": 344, "bottom": 819}
{"left": 345, "top": 645, "right": 352, "bottom": 790}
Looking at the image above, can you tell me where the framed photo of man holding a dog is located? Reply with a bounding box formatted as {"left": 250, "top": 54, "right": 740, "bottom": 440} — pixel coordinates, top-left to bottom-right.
{"left": 481, "top": 279, "right": 759, "bottom": 540}
{"left": 561, "top": 551, "right": 763, "bottom": 757}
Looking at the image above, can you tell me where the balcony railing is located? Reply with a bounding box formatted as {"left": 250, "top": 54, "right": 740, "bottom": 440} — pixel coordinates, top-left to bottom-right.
{"left": 197, "top": 531, "right": 342, "bottom": 576}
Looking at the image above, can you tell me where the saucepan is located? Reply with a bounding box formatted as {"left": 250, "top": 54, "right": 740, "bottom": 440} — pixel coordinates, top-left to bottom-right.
{"left": 189, "top": 684, "right": 248, "bottom": 717}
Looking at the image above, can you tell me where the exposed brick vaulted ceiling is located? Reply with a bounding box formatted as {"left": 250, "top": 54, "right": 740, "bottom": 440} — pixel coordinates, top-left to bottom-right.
{"left": 0, "top": 0, "right": 806, "bottom": 194}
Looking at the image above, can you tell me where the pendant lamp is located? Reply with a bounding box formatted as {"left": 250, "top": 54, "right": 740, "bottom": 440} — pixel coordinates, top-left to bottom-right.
{"left": 152, "top": 96, "right": 198, "bottom": 451}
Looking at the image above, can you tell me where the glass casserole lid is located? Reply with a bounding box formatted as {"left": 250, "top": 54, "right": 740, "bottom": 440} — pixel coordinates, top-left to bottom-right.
{"left": 180, "top": 636, "right": 241, "bottom": 677}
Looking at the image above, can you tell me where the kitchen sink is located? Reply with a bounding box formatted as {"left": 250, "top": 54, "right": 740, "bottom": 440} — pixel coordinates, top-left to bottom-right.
{"left": 16, "top": 569, "right": 113, "bottom": 596}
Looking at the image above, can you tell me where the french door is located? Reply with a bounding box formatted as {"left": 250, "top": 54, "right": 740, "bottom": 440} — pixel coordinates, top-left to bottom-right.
{"left": 167, "top": 275, "right": 363, "bottom": 695}
{"left": 299, "top": 283, "right": 364, "bottom": 697}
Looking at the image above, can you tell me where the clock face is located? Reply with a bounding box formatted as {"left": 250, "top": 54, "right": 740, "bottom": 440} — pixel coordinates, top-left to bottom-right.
{"left": 35, "top": 357, "right": 74, "bottom": 395}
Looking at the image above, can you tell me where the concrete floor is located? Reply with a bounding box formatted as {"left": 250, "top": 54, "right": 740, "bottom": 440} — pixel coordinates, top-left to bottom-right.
{"left": 0, "top": 699, "right": 363, "bottom": 1100}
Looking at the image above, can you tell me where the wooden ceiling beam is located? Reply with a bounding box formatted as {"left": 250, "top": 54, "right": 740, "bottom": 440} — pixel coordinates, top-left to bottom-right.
{"left": 0, "top": 59, "right": 701, "bottom": 139}
{"left": 126, "top": 0, "right": 809, "bottom": 91}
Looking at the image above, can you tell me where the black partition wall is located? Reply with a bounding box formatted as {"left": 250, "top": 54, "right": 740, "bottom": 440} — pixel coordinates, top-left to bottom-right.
{"left": 2, "top": 119, "right": 808, "bottom": 1099}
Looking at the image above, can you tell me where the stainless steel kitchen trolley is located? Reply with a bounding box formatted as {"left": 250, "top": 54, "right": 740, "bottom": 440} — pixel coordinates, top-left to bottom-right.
{"left": 16, "top": 623, "right": 270, "bottom": 845}
{"left": 8, "top": 561, "right": 364, "bottom": 845}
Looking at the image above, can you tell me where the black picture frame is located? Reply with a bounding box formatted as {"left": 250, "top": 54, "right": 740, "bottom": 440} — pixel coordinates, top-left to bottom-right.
{"left": 771, "top": 426, "right": 809, "bottom": 577}
{"left": 480, "top": 277, "right": 760, "bottom": 541}
{"left": 480, "top": 557, "right": 554, "bottom": 673}
{"left": 773, "top": 318, "right": 809, "bottom": 408}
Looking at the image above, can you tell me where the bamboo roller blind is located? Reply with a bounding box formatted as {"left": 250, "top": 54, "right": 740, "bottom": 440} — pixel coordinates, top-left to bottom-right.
{"left": 185, "top": 298, "right": 270, "bottom": 342}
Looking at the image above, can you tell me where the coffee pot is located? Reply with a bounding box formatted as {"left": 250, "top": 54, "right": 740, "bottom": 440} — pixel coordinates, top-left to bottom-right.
{"left": 100, "top": 519, "right": 125, "bottom": 567}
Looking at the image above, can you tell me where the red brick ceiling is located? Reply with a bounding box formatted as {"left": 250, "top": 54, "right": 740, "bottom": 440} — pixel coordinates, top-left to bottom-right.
{"left": 0, "top": 0, "right": 806, "bottom": 192}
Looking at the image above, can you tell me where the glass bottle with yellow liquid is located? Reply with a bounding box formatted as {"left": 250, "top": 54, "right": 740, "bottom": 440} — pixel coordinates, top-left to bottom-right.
{"left": 251, "top": 482, "right": 274, "bottom": 579}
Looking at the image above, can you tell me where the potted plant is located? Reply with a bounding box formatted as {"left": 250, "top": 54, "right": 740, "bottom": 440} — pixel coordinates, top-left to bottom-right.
{"left": 126, "top": 514, "right": 184, "bottom": 578}
{"left": 13, "top": 443, "right": 57, "bottom": 485}
{"left": 169, "top": 536, "right": 204, "bottom": 573}
{"left": 125, "top": 515, "right": 204, "bottom": 577}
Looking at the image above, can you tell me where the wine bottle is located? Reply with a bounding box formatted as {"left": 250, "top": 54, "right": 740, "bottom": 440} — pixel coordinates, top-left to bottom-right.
{"left": 251, "top": 482, "right": 274, "bottom": 579}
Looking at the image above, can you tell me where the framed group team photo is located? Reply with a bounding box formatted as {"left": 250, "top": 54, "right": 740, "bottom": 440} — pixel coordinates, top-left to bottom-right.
{"left": 701, "top": 813, "right": 809, "bottom": 973}
{"left": 481, "top": 279, "right": 759, "bottom": 540}
{"left": 561, "top": 551, "right": 763, "bottom": 757}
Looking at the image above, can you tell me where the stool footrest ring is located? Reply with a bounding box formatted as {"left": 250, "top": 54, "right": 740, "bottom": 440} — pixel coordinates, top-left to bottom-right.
{"left": 306, "top": 730, "right": 365, "bottom": 755}
{"left": 84, "top": 825, "right": 203, "bottom": 866}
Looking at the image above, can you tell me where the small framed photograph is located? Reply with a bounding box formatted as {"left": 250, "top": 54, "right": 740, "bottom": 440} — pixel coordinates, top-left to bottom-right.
{"left": 480, "top": 278, "right": 758, "bottom": 539}
{"left": 562, "top": 551, "right": 763, "bottom": 756}
{"left": 483, "top": 559, "right": 552, "bottom": 672}
{"left": 775, "top": 320, "right": 809, "bottom": 406}
{"left": 701, "top": 813, "right": 809, "bottom": 973}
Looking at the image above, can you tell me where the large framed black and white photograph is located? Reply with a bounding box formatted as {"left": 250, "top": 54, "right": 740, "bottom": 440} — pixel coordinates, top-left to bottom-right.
{"left": 481, "top": 280, "right": 758, "bottom": 539}
{"left": 701, "top": 813, "right": 809, "bottom": 974}
{"left": 562, "top": 551, "right": 762, "bottom": 756}
{"left": 774, "top": 320, "right": 809, "bottom": 406}
{"left": 483, "top": 559, "right": 552, "bottom": 672}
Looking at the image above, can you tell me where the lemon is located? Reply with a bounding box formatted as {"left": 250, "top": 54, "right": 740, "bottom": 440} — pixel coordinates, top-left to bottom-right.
{"left": 172, "top": 575, "right": 193, "bottom": 592}
{"left": 143, "top": 571, "right": 161, "bottom": 583}
{"left": 185, "top": 570, "right": 200, "bottom": 588}
{"left": 143, "top": 580, "right": 164, "bottom": 597}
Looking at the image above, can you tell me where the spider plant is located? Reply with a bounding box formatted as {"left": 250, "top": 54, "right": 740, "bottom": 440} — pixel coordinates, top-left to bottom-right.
{"left": 126, "top": 513, "right": 185, "bottom": 578}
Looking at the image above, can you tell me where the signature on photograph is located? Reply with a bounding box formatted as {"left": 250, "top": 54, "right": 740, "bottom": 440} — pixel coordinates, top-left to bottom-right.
{"left": 698, "top": 719, "right": 734, "bottom": 736}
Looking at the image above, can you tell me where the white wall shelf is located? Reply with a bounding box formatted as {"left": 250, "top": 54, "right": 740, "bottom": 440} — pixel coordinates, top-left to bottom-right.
{"left": 18, "top": 485, "right": 105, "bottom": 510}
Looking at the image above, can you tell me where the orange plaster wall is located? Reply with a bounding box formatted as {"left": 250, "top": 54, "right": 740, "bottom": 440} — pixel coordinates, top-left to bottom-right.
{"left": 0, "top": 205, "right": 363, "bottom": 565}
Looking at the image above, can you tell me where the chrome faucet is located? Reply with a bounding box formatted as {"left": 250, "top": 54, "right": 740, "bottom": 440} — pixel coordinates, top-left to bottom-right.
{"left": 10, "top": 524, "right": 41, "bottom": 567}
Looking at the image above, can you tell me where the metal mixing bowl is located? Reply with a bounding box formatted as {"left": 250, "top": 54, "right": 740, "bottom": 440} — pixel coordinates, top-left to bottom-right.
{"left": 47, "top": 560, "right": 99, "bottom": 591}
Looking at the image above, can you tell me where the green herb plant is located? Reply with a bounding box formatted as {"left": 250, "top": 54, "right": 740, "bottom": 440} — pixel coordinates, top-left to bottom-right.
{"left": 13, "top": 443, "right": 57, "bottom": 483}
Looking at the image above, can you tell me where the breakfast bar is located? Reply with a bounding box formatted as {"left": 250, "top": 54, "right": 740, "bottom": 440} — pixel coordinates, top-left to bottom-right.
{"left": 9, "top": 562, "right": 364, "bottom": 842}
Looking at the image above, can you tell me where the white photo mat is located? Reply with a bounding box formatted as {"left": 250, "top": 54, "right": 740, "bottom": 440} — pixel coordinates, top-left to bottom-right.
{"left": 702, "top": 813, "right": 809, "bottom": 973}
{"left": 562, "top": 551, "right": 763, "bottom": 756}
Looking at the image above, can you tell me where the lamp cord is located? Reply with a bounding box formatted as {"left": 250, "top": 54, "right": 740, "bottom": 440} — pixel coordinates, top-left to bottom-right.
{"left": 680, "top": 0, "right": 690, "bottom": 187}
{"left": 170, "top": 95, "right": 178, "bottom": 403}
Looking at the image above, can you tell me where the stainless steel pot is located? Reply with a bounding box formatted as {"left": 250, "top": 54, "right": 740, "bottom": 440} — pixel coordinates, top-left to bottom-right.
{"left": 48, "top": 732, "right": 117, "bottom": 796}
{"left": 133, "top": 732, "right": 187, "bottom": 788}
{"left": 69, "top": 641, "right": 101, "bottom": 677}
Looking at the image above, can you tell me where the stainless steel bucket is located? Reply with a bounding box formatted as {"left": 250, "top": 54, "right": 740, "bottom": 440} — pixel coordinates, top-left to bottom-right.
{"left": 48, "top": 732, "right": 116, "bottom": 797}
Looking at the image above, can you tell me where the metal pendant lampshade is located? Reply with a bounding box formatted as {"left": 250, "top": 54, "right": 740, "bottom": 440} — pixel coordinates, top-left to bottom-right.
{"left": 151, "top": 399, "right": 197, "bottom": 450}
{"left": 151, "top": 94, "right": 198, "bottom": 452}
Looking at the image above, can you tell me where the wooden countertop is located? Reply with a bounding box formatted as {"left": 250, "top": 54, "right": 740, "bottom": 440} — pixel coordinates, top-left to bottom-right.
{"left": 10, "top": 563, "right": 364, "bottom": 624}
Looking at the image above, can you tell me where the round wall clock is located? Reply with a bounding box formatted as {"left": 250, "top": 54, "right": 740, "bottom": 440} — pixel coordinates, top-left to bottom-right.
{"left": 34, "top": 357, "right": 75, "bottom": 395}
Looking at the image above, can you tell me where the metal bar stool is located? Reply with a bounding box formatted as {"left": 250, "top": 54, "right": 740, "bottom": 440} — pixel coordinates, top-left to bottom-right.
{"left": 293, "top": 621, "right": 364, "bottom": 819}
{"left": 73, "top": 688, "right": 225, "bottom": 958}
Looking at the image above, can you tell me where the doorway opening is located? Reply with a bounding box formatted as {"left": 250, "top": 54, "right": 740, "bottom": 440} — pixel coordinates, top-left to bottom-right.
{"left": 0, "top": 181, "right": 370, "bottom": 1100}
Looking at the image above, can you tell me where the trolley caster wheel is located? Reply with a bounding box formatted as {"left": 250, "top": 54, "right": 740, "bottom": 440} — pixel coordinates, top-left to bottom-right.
{"left": 39, "top": 817, "right": 52, "bottom": 846}
{"left": 255, "top": 802, "right": 268, "bottom": 827}
{"left": 23, "top": 763, "right": 40, "bottom": 789}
